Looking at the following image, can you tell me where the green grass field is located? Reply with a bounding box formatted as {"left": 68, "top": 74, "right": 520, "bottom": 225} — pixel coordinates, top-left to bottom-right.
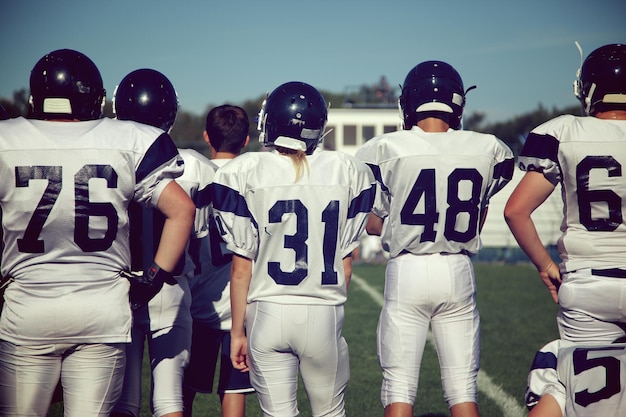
{"left": 48, "top": 262, "right": 559, "bottom": 417}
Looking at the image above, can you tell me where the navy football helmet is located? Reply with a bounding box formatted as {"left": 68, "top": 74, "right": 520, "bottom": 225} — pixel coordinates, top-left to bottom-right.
{"left": 257, "top": 81, "right": 327, "bottom": 155}
{"left": 399, "top": 60, "right": 471, "bottom": 130}
{"left": 113, "top": 68, "right": 179, "bottom": 133}
{"left": 29, "top": 49, "right": 106, "bottom": 121}
{"left": 574, "top": 43, "right": 626, "bottom": 115}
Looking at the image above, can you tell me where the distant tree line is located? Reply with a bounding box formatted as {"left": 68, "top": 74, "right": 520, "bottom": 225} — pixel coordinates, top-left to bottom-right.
{"left": 463, "top": 103, "right": 580, "bottom": 156}
{"left": 1, "top": 79, "right": 581, "bottom": 158}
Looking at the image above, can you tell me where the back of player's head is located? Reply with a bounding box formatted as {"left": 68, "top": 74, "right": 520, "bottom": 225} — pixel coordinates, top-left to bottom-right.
{"left": 113, "top": 68, "right": 179, "bottom": 133}
{"left": 0, "top": 104, "right": 9, "bottom": 120}
{"left": 29, "top": 48, "right": 106, "bottom": 121}
{"left": 399, "top": 60, "right": 471, "bottom": 130}
{"left": 575, "top": 43, "right": 626, "bottom": 115}
{"left": 257, "top": 81, "right": 328, "bottom": 155}
{"left": 205, "top": 105, "right": 249, "bottom": 154}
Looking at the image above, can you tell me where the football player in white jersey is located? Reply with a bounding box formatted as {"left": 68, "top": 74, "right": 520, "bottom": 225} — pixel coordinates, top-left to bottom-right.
{"left": 505, "top": 43, "right": 626, "bottom": 344}
{"left": 110, "top": 68, "right": 200, "bottom": 417}
{"left": 355, "top": 61, "right": 514, "bottom": 417}
{"left": 182, "top": 104, "right": 254, "bottom": 417}
{"left": 212, "top": 81, "right": 375, "bottom": 417}
{"left": 0, "top": 49, "right": 195, "bottom": 417}
{"left": 0, "top": 104, "right": 6, "bottom": 284}
{"left": 526, "top": 339, "right": 626, "bottom": 417}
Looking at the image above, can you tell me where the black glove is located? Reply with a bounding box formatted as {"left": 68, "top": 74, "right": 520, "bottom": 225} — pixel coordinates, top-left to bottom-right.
{"left": 123, "top": 263, "right": 176, "bottom": 310}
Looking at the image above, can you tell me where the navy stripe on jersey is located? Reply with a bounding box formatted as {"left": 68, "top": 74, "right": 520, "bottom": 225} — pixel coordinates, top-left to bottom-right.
{"left": 530, "top": 350, "right": 557, "bottom": 371}
{"left": 195, "top": 183, "right": 212, "bottom": 209}
{"left": 212, "top": 183, "right": 254, "bottom": 220}
{"left": 494, "top": 157, "right": 514, "bottom": 181}
{"left": 520, "top": 133, "right": 559, "bottom": 162}
{"left": 348, "top": 184, "right": 375, "bottom": 219}
{"left": 366, "top": 163, "right": 388, "bottom": 192}
{"left": 136, "top": 133, "right": 180, "bottom": 183}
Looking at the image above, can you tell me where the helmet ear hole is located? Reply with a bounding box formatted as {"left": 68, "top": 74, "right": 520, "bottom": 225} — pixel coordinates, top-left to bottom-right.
{"left": 113, "top": 69, "right": 179, "bottom": 132}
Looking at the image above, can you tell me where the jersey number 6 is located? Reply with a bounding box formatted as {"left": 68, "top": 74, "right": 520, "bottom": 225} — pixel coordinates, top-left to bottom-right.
{"left": 576, "top": 156, "right": 623, "bottom": 232}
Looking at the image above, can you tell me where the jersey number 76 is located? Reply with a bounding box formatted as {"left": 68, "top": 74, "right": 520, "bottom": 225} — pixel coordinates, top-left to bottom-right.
{"left": 15, "top": 164, "right": 119, "bottom": 253}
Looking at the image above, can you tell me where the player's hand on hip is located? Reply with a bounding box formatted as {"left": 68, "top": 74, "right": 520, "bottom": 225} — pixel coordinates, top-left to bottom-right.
{"left": 538, "top": 260, "right": 561, "bottom": 304}
{"left": 122, "top": 263, "right": 176, "bottom": 310}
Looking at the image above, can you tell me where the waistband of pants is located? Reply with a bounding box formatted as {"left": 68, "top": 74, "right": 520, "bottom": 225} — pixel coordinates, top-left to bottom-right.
{"left": 590, "top": 268, "right": 626, "bottom": 278}
{"left": 399, "top": 249, "right": 471, "bottom": 257}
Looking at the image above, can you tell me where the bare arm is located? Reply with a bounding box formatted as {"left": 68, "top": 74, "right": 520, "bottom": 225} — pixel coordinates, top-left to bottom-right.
{"left": 504, "top": 171, "right": 561, "bottom": 303}
{"left": 343, "top": 254, "right": 353, "bottom": 290}
{"left": 153, "top": 181, "right": 195, "bottom": 272}
{"left": 527, "top": 394, "right": 563, "bottom": 417}
{"left": 230, "top": 253, "right": 253, "bottom": 371}
{"left": 365, "top": 213, "right": 384, "bottom": 236}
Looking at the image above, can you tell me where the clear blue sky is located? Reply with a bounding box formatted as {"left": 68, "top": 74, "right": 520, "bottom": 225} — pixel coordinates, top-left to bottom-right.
{"left": 1, "top": 0, "right": 624, "bottom": 123}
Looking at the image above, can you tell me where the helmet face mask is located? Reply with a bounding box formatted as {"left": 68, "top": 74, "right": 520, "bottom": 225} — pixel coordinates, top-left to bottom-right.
{"left": 258, "top": 81, "right": 328, "bottom": 155}
{"left": 29, "top": 49, "right": 106, "bottom": 121}
{"left": 574, "top": 43, "right": 626, "bottom": 116}
{"left": 113, "top": 68, "right": 179, "bottom": 133}
{"left": 399, "top": 61, "right": 467, "bottom": 130}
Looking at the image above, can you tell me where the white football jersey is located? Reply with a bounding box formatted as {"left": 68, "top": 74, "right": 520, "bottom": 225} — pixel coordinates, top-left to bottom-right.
{"left": 212, "top": 149, "right": 375, "bottom": 305}
{"left": 184, "top": 158, "right": 237, "bottom": 330}
{"left": 128, "top": 148, "right": 215, "bottom": 330}
{"left": 527, "top": 339, "right": 626, "bottom": 417}
{"left": 519, "top": 115, "right": 626, "bottom": 272}
{"left": 355, "top": 126, "right": 514, "bottom": 258}
{"left": 0, "top": 117, "right": 183, "bottom": 345}
{"left": 177, "top": 148, "right": 217, "bottom": 242}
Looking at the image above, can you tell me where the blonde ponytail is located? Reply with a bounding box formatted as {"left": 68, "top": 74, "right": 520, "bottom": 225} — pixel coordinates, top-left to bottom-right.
{"left": 277, "top": 147, "right": 309, "bottom": 182}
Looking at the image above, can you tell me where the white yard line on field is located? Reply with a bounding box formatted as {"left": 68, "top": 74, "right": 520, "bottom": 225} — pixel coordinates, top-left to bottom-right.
{"left": 351, "top": 274, "right": 526, "bottom": 417}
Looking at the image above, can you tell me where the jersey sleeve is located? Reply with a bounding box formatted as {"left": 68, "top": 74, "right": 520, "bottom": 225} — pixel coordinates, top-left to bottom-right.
{"left": 212, "top": 161, "right": 259, "bottom": 260}
{"left": 525, "top": 340, "right": 566, "bottom": 414}
{"left": 355, "top": 138, "right": 390, "bottom": 220}
{"left": 518, "top": 117, "right": 569, "bottom": 186}
{"left": 485, "top": 137, "right": 515, "bottom": 202}
{"left": 177, "top": 148, "right": 218, "bottom": 239}
{"left": 134, "top": 132, "right": 184, "bottom": 208}
{"left": 340, "top": 158, "right": 376, "bottom": 258}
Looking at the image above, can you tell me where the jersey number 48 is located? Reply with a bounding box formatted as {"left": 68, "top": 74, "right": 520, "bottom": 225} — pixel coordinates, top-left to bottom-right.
{"left": 400, "top": 168, "right": 483, "bottom": 243}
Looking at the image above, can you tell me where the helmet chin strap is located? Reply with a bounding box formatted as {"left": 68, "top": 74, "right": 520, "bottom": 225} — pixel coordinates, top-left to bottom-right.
{"left": 320, "top": 127, "right": 334, "bottom": 140}
{"left": 573, "top": 41, "right": 584, "bottom": 99}
{"left": 575, "top": 41, "right": 584, "bottom": 78}
{"left": 586, "top": 83, "right": 597, "bottom": 114}
{"left": 257, "top": 100, "right": 268, "bottom": 146}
